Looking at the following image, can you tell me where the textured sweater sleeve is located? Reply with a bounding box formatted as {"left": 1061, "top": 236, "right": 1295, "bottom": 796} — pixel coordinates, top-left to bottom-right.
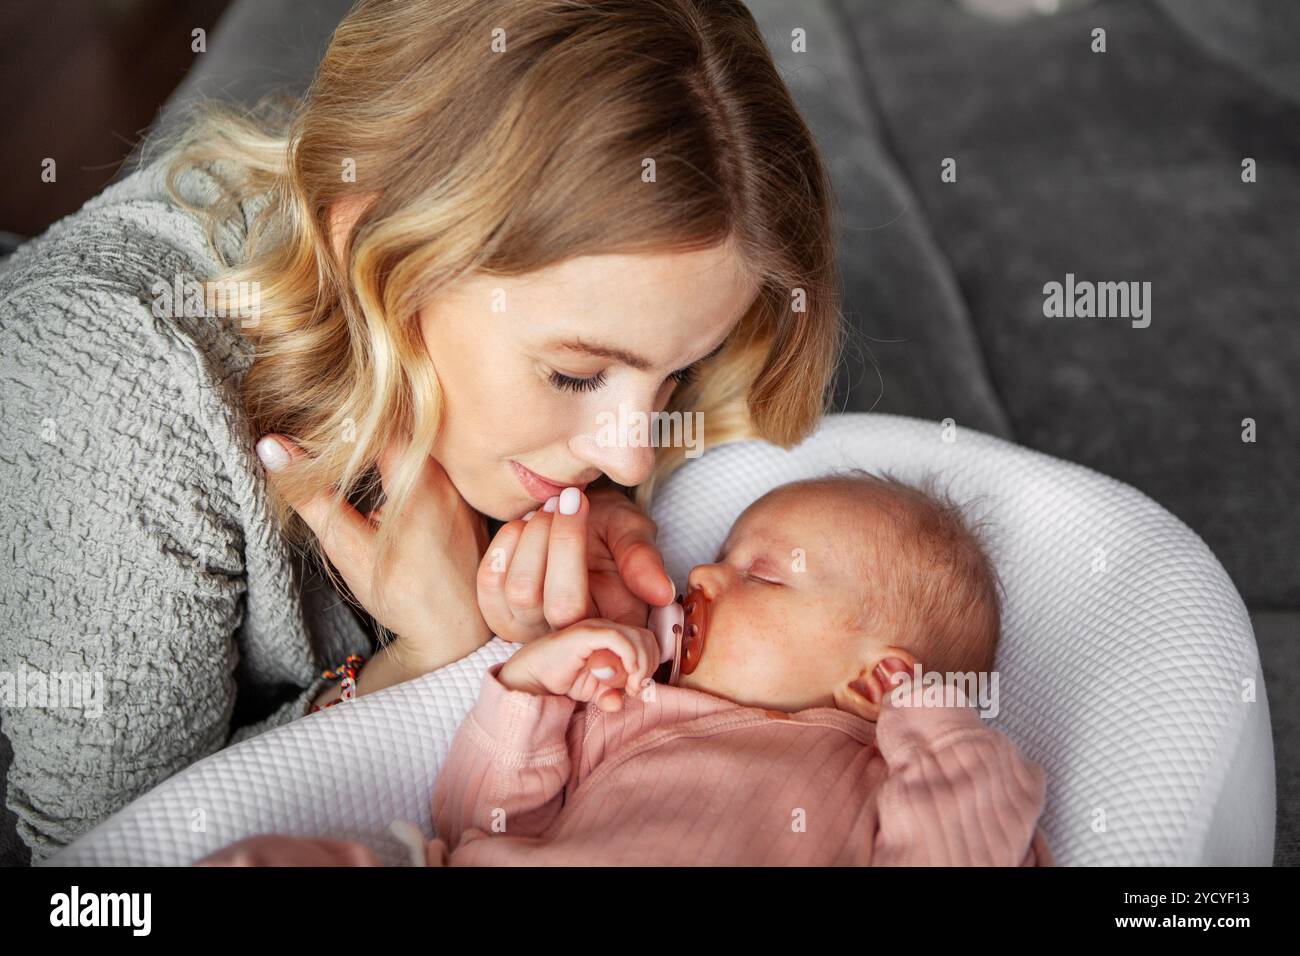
{"left": 868, "top": 684, "right": 1052, "bottom": 866}
{"left": 0, "top": 276, "right": 246, "bottom": 860}
{"left": 431, "top": 663, "right": 578, "bottom": 848}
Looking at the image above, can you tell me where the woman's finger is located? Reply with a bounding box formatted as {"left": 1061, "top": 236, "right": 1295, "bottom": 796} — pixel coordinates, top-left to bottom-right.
{"left": 478, "top": 519, "right": 526, "bottom": 637}
{"left": 374, "top": 431, "right": 410, "bottom": 500}
{"left": 196, "top": 834, "right": 383, "bottom": 867}
{"left": 581, "top": 642, "right": 631, "bottom": 713}
{"left": 590, "top": 491, "right": 675, "bottom": 608}
{"left": 612, "top": 531, "right": 675, "bottom": 609}
{"left": 577, "top": 621, "right": 648, "bottom": 691}
{"left": 256, "top": 434, "right": 375, "bottom": 589}
{"left": 586, "top": 625, "right": 657, "bottom": 704}
{"left": 543, "top": 487, "right": 594, "bottom": 630}
{"left": 373, "top": 432, "right": 453, "bottom": 533}
{"left": 502, "top": 506, "right": 557, "bottom": 635}
{"left": 585, "top": 648, "right": 625, "bottom": 684}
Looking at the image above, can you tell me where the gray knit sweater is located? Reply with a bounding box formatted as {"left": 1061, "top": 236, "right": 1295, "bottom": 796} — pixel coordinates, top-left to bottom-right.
{"left": 0, "top": 158, "right": 373, "bottom": 860}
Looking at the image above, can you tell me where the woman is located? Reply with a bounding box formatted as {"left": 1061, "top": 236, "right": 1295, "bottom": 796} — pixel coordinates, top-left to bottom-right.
{"left": 0, "top": 0, "right": 841, "bottom": 860}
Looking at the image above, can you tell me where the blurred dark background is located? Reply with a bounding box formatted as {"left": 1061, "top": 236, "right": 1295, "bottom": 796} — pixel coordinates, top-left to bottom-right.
{"left": 0, "top": 0, "right": 232, "bottom": 240}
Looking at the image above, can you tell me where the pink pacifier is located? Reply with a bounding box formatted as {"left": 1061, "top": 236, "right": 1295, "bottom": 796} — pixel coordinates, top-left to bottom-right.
{"left": 647, "top": 586, "right": 709, "bottom": 686}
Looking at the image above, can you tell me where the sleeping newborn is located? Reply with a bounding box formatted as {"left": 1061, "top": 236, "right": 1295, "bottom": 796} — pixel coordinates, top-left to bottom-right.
{"left": 200, "top": 469, "right": 1053, "bottom": 867}
{"left": 652, "top": 468, "right": 1003, "bottom": 713}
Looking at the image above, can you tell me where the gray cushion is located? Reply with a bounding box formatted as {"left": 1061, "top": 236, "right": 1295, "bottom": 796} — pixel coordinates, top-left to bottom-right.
{"left": 750, "top": 0, "right": 1013, "bottom": 436}
{"left": 151, "top": 0, "right": 358, "bottom": 142}
{"left": 840, "top": 0, "right": 1300, "bottom": 607}
{"left": 1153, "top": 0, "right": 1300, "bottom": 106}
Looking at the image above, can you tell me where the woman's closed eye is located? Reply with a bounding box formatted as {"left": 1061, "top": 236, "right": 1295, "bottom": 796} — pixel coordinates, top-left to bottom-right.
{"left": 548, "top": 362, "right": 701, "bottom": 395}
{"left": 548, "top": 369, "right": 607, "bottom": 393}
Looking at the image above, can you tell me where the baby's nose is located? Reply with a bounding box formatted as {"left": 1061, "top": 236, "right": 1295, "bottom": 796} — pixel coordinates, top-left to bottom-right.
{"left": 687, "top": 562, "right": 726, "bottom": 599}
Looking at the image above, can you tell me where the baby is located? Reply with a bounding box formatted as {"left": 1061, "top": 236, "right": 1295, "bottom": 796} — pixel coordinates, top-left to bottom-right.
{"left": 201, "top": 469, "right": 1053, "bottom": 866}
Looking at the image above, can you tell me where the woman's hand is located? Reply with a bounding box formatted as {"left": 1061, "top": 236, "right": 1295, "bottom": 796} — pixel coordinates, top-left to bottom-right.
{"left": 497, "top": 619, "right": 661, "bottom": 712}
{"left": 255, "top": 432, "right": 493, "bottom": 695}
{"left": 476, "top": 485, "right": 676, "bottom": 644}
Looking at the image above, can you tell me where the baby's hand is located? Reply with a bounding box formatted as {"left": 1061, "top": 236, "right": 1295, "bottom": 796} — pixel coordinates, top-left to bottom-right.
{"left": 875, "top": 658, "right": 916, "bottom": 711}
{"left": 497, "top": 619, "right": 660, "bottom": 712}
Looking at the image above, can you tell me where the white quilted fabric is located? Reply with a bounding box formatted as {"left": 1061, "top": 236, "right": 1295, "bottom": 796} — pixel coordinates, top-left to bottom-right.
{"left": 48, "top": 413, "right": 1274, "bottom": 866}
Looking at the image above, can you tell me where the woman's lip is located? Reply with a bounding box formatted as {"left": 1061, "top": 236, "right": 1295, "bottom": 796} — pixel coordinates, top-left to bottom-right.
{"left": 510, "top": 461, "right": 590, "bottom": 503}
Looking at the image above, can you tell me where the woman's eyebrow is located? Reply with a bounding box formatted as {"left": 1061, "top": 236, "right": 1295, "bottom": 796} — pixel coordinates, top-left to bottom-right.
{"left": 546, "top": 337, "right": 652, "bottom": 370}
{"left": 545, "top": 336, "right": 727, "bottom": 373}
{"left": 687, "top": 339, "right": 728, "bottom": 368}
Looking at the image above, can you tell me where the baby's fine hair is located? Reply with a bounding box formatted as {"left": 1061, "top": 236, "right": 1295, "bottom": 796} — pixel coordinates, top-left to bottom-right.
{"left": 802, "top": 468, "right": 1004, "bottom": 677}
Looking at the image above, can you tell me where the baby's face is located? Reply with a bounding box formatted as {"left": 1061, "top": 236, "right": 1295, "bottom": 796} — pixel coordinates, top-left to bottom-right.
{"left": 675, "top": 485, "right": 906, "bottom": 716}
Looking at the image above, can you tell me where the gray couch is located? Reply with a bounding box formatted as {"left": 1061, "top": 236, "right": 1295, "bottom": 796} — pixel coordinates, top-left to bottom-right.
{"left": 3, "top": 0, "right": 1295, "bottom": 866}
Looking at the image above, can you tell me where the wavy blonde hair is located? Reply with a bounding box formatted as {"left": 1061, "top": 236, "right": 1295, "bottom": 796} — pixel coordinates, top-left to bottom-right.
{"left": 149, "top": 0, "right": 843, "bottom": 627}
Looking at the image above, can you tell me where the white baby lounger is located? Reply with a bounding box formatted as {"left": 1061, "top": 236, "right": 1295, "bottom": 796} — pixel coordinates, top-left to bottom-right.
{"left": 48, "top": 413, "right": 1275, "bottom": 866}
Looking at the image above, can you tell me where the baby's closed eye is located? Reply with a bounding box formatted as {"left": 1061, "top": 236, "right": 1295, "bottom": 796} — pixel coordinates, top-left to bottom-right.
{"left": 744, "top": 558, "right": 784, "bottom": 585}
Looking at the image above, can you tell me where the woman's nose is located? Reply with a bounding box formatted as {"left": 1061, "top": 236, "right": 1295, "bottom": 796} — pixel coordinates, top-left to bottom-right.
{"left": 568, "top": 421, "right": 658, "bottom": 489}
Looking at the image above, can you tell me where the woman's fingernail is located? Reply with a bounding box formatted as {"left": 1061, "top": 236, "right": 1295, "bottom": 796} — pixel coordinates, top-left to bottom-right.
{"left": 255, "top": 436, "right": 290, "bottom": 472}
{"left": 542, "top": 496, "right": 559, "bottom": 513}
{"left": 522, "top": 510, "right": 537, "bottom": 522}
{"left": 590, "top": 666, "right": 615, "bottom": 681}
{"left": 559, "top": 486, "right": 581, "bottom": 515}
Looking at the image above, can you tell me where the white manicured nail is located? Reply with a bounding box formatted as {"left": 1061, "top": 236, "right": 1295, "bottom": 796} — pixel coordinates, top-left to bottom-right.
{"left": 542, "top": 496, "right": 559, "bottom": 513}
{"left": 590, "top": 666, "right": 615, "bottom": 680}
{"left": 559, "top": 486, "right": 581, "bottom": 515}
{"left": 388, "top": 819, "right": 428, "bottom": 868}
{"left": 255, "top": 436, "right": 290, "bottom": 471}
{"left": 522, "top": 510, "right": 536, "bottom": 522}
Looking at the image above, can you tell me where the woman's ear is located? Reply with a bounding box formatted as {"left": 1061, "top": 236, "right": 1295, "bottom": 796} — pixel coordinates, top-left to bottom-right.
{"left": 327, "top": 192, "right": 378, "bottom": 265}
{"left": 838, "top": 646, "right": 918, "bottom": 722}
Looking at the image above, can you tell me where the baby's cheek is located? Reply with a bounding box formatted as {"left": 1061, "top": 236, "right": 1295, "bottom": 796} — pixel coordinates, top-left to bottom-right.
{"left": 709, "top": 626, "right": 748, "bottom": 671}
{"left": 739, "top": 611, "right": 803, "bottom": 679}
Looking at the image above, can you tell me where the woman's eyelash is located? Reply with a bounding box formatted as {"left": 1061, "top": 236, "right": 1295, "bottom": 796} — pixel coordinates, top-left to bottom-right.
{"left": 548, "top": 370, "right": 607, "bottom": 393}
{"left": 548, "top": 362, "right": 701, "bottom": 394}
{"left": 670, "top": 364, "right": 700, "bottom": 386}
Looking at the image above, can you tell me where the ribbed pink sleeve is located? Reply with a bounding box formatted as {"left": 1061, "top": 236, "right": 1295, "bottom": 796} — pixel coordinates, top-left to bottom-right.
{"left": 430, "top": 663, "right": 579, "bottom": 849}
{"left": 869, "top": 685, "right": 1052, "bottom": 866}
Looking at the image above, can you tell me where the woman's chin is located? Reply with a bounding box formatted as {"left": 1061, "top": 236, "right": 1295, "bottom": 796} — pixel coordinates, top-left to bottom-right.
{"left": 478, "top": 489, "right": 538, "bottom": 523}
{"left": 439, "top": 474, "right": 518, "bottom": 525}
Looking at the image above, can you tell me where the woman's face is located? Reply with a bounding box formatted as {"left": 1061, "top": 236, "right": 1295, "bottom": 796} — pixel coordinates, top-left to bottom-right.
{"left": 419, "top": 243, "right": 761, "bottom": 520}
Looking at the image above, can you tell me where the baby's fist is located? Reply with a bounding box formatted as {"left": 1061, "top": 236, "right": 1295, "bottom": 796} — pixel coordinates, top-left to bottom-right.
{"left": 497, "top": 619, "right": 660, "bottom": 711}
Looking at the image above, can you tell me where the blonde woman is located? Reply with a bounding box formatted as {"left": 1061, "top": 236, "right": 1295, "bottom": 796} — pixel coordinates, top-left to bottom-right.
{"left": 0, "top": 0, "right": 841, "bottom": 860}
